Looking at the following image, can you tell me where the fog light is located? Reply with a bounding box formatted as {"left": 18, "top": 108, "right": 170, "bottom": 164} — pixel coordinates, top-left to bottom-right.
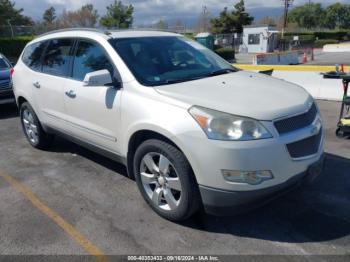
{"left": 222, "top": 170, "right": 274, "bottom": 185}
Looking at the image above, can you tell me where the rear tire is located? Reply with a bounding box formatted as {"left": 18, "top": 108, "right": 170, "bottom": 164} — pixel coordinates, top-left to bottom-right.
{"left": 20, "top": 102, "right": 54, "bottom": 149}
{"left": 133, "top": 139, "right": 200, "bottom": 221}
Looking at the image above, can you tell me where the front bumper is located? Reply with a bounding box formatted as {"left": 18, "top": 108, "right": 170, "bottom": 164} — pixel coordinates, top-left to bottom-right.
{"left": 199, "top": 154, "right": 325, "bottom": 215}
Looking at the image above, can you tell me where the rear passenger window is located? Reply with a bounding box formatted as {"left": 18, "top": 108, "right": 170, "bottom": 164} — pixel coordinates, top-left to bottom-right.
{"left": 22, "top": 41, "right": 47, "bottom": 71}
{"left": 42, "top": 39, "right": 74, "bottom": 77}
{"left": 72, "top": 40, "right": 114, "bottom": 81}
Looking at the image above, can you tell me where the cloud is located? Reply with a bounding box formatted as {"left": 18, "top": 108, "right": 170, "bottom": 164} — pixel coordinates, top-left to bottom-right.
{"left": 13, "top": 0, "right": 350, "bottom": 25}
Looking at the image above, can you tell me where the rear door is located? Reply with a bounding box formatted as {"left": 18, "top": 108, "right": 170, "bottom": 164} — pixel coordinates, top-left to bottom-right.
{"left": 63, "top": 39, "right": 122, "bottom": 154}
{"left": 33, "top": 38, "right": 74, "bottom": 131}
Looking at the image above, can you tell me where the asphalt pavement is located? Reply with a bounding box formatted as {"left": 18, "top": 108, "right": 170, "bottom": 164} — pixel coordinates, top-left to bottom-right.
{"left": 0, "top": 100, "right": 349, "bottom": 258}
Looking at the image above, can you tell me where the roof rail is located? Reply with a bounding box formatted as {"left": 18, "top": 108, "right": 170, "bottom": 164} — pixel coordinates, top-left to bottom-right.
{"left": 107, "top": 28, "right": 180, "bottom": 34}
{"left": 37, "top": 27, "right": 111, "bottom": 38}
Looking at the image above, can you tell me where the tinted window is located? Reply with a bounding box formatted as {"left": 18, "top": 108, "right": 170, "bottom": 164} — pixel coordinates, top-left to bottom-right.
{"left": 42, "top": 39, "right": 74, "bottom": 77}
{"left": 0, "top": 58, "right": 10, "bottom": 69}
{"left": 22, "top": 41, "right": 47, "bottom": 71}
{"left": 72, "top": 40, "right": 114, "bottom": 81}
{"left": 111, "top": 37, "right": 234, "bottom": 86}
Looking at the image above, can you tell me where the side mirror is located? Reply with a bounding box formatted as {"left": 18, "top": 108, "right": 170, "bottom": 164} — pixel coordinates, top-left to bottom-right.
{"left": 84, "top": 69, "right": 114, "bottom": 87}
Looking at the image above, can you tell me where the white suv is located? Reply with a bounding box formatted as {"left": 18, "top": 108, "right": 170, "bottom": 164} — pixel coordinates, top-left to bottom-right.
{"left": 13, "top": 29, "right": 324, "bottom": 221}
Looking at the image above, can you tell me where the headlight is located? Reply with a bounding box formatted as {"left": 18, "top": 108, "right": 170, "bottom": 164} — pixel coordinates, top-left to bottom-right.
{"left": 189, "top": 106, "right": 272, "bottom": 141}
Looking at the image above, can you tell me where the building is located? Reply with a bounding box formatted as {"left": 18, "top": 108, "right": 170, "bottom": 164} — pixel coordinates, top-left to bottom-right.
{"left": 240, "top": 25, "right": 279, "bottom": 53}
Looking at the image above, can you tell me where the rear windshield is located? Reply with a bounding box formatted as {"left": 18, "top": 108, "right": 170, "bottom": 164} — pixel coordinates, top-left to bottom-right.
{"left": 110, "top": 36, "right": 236, "bottom": 86}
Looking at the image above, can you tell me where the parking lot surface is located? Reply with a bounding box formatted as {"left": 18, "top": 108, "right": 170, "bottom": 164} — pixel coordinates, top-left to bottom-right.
{"left": 0, "top": 100, "right": 349, "bottom": 256}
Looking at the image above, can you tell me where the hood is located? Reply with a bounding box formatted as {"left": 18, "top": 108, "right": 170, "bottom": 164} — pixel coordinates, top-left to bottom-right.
{"left": 155, "top": 71, "right": 312, "bottom": 120}
{"left": 0, "top": 69, "right": 10, "bottom": 80}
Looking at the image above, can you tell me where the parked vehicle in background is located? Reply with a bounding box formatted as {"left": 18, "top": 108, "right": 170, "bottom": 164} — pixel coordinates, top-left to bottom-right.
{"left": 0, "top": 54, "right": 15, "bottom": 104}
{"left": 13, "top": 29, "right": 324, "bottom": 221}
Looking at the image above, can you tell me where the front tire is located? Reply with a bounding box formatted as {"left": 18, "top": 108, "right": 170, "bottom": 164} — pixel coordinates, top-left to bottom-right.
{"left": 20, "top": 102, "right": 54, "bottom": 149}
{"left": 133, "top": 139, "right": 200, "bottom": 221}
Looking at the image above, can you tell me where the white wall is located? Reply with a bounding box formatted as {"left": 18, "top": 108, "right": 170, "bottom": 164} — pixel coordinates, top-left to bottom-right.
{"left": 242, "top": 27, "right": 268, "bottom": 53}
{"left": 271, "top": 71, "right": 343, "bottom": 101}
{"left": 323, "top": 44, "right": 350, "bottom": 52}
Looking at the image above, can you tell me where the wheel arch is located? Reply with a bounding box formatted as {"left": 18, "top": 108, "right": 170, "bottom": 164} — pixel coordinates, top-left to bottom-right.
{"left": 126, "top": 129, "right": 195, "bottom": 180}
{"left": 17, "top": 96, "right": 27, "bottom": 107}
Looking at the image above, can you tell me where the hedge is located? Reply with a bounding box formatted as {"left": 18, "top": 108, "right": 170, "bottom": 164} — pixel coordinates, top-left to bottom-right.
{"left": 0, "top": 37, "right": 34, "bottom": 59}
{"left": 283, "top": 34, "right": 315, "bottom": 42}
{"left": 284, "top": 31, "right": 350, "bottom": 41}
{"left": 313, "top": 39, "right": 339, "bottom": 48}
{"left": 215, "top": 47, "right": 235, "bottom": 62}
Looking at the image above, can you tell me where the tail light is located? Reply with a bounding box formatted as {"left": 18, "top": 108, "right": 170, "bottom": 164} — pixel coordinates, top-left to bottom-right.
{"left": 10, "top": 68, "right": 14, "bottom": 77}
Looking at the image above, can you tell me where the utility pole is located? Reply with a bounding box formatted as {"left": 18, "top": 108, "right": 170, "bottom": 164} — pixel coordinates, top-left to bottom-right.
{"left": 202, "top": 6, "right": 208, "bottom": 32}
{"left": 282, "top": 0, "right": 293, "bottom": 38}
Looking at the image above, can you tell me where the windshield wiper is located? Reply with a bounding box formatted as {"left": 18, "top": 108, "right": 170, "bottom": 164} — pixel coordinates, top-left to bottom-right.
{"left": 207, "top": 68, "right": 238, "bottom": 77}
{"left": 162, "top": 75, "right": 208, "bottom": 85}
{"left": 153, "top": 68, "right": 238, "bottom": 86}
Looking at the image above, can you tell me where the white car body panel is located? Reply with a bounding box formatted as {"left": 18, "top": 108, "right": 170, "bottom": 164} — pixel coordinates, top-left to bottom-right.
{"left": 13, "top": 29, "right": 324, "bottom": 205}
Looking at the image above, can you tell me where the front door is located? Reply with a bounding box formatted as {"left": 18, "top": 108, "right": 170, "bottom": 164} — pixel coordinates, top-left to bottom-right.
{"left": 63, "top": 39, "right": 122, "bottom": 154}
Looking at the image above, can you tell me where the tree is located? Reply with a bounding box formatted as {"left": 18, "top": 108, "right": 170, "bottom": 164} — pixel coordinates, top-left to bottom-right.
{"left": 257, "top": 16, "right": 277, "bottom": 26}
{"left": 79, "top": 4, "right": 99, "bottom": 27}
{"left": 174, "top": 19, "right": 184, "bottom": 32}
{"left": 324, "top": 3, "right": 350, "bottom": 29}
{"left": 43, "top": 6, "right": 56, "bottom": 25}
{"left": 210, "top": 0, "right": 253, "bottom": 34}
{"left": 288, "top": 3, "right": 325, "bottom": 29}
{"left": 100, "top": 0, "right": 134, "bottom": 29}
{"left": 153, "top": 19, "right": 168, "bottom": 30}
{"left": 0, "top": 0, "right": 33, "bottom": 26}
{"left": 57, "top": 4, "right": 99, "bottom": 28}
{"left": 196, "top": 6, "right": 211, "bottom": 33}
{"left": 233, "top": 0, "right": 254, "bottom": 33}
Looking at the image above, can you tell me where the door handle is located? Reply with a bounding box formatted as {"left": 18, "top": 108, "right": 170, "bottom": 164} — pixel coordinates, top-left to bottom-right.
{"left": 33, "top": 82, "right": 41, "bottom": 89}
{"left": 65, "top": 90, "right": 76, "bottom": 98}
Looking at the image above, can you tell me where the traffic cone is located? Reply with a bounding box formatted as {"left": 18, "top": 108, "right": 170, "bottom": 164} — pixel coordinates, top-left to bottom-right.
{"left": 302, "top": 52, "right": 308, "bottom": 64}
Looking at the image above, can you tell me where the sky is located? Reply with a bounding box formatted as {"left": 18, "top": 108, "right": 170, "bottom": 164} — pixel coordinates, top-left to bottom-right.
{"left": 13, "top": 0, "right": 350, "bottom": 26}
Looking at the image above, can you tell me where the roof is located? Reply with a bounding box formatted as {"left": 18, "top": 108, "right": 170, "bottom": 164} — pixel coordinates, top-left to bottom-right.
{"left": 36, "top": 28, "right": 180, "bottom": 40}
{"left": 109, "top": 30, "right": 180, "bottom": 38}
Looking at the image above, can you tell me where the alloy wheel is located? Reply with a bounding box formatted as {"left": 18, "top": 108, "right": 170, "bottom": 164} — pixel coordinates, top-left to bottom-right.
{"left": 22, "top": 109, "right": 39, "bottom": 144}
{"left": 140, "top": 152, "right": 182, "bottom": 211}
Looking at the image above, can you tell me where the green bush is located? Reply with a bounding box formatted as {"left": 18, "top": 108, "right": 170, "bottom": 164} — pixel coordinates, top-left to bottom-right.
{"left": 0, "top": 37, "right": 34, "bottom": 59}
{"left": 183, "top": 33, "right": 195, "bottom": 40}
{"left": 314, "top": 39, "right": 339, "bottom": 48}
{"left": 284, "top": 30, "right": 350, "bottom": 41}
{"left": 284, "top": 34, "right": 315, "bottom": 42}
{"left": 314, "top": 31, "right": 349, "bottom": 41}
{"left": 215, "top": 47, "right": 235, "bottom": 61}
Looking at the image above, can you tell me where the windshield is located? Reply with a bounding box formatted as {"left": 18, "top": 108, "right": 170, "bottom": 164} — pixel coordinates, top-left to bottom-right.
{"left": 0, "top": 57, "right": 10, "bottom": 70}
{"left": 110, "top": 36, "right": 237, "bottom": 86}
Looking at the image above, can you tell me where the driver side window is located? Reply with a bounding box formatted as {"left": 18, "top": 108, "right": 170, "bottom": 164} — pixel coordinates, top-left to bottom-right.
{"left": 72, "top": 40, "right": 114, "bottom": 81}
